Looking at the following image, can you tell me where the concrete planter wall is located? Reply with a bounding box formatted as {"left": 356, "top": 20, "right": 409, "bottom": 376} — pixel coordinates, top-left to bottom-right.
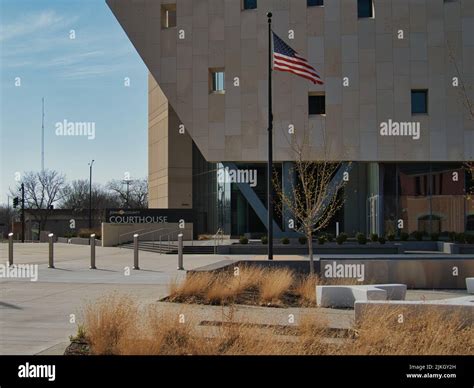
{"left": 191, "top": 258, "right": 474, "bottom": 289}
{"left": 218, "top": 241, "right": 474, "bottom": 255}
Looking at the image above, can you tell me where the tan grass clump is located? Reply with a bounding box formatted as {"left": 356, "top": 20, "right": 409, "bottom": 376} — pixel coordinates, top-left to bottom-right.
{"left": 294, "top": 275, "right": 319, "bottom": 306}
{"left": 259, "top": 268, "right": 294, "bottom": 304}
{"left": 83, "top": 294, "right": 138, "bottom": 355}
{"left": 343, "top": 305, "right": 474, "bottom": 355}
{"left": 168, "top": 272, "right": 215, "bottom": 301}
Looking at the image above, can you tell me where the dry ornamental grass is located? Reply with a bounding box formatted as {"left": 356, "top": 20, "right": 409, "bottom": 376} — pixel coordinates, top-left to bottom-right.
{"left": 79, "top": 294, "right": 473, "bottom": 356}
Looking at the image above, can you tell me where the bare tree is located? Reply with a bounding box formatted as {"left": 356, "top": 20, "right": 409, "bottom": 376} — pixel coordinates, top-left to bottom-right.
{"left": 274, "top": 131, "right": 350, "bottom": 274}
{"left": 0, "top": 205, "right": 14, "bottom": 238}
{"left": 60, "top": 180, "right": 121, "bottom": 225}
{"left": 107, "top": 178, "right": 148, "bottom": 209}
{"left": 61, "top": 180, "right": 120, "bottom": 211}
{"left": 447, "top": 40, "right": 474, "bottom": 121}
{"left": 11, "top": 170, "right": 66, "bottom": 234}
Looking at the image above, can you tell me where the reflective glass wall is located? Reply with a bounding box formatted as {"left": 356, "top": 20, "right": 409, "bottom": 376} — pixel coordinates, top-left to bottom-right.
{"left": 381, "top": 163, "right": 473, "bottom": 236}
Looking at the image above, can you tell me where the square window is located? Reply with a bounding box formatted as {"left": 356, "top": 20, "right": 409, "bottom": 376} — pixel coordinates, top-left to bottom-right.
{"left": 210, "top": 69, "right": 225, "bottom": 93}
{"left": 309, "top": 94, "right": 325, "bottom": 115}
{"left": 411, "top": 90, "right": 428, "bottom": 114}
{"left": 307, "top": 0, "right": 324, "bottom": 6}
{"left": 358, "top": 0, "right": 373, "bottom": 18}
{"left": 243, "top": 0, "right": 257, "bottom": 10}
{"left": 161, "top": 4, "right": 177, "bottom": 29}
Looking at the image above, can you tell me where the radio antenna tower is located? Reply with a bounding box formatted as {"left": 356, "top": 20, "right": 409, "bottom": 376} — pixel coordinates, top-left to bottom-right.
{"left": 41, "top": 97, "right": 45, "bottom": 171}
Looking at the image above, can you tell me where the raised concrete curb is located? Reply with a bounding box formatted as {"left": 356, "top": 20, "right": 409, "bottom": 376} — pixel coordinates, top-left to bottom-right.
{"left": 467, "top": 278, "right": 474, "bottom": 294}
{"left": 354, "top": 296, "right": 474, "bottom": 325}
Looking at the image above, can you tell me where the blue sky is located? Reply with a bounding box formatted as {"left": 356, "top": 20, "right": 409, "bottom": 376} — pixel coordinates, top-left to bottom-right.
{"left": 0, "top": 0, "right": 148, "bottom": 205}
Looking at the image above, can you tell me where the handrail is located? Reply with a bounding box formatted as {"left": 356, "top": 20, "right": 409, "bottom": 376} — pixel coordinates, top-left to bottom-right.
{"left": 118, "top": 226, "right": 174, "bottom": 247}
{"left": 137, "top": 227, "right": 177, "bottom": 240}
{"left": 119, "top": 227, "right": 186, "bottom": 253}
{"left": 118, "top": 227, "right": 150, "bottom": 246}
{"left": 154, "top": 229, "right": 183, "bottom": 253}
{"left": 213, "top": 228, "right": 224, "bottom": 254}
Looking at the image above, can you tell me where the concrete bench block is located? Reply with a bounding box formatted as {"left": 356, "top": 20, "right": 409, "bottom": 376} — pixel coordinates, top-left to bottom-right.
{"left": 316, "top": 284, "right": 407, "bottom": 308}
{"left": 316, "top": 285, "right": 387, "bottom": 308}
{"left": 372, "top": 284, "right": 407, "bottom": 300}
{"left": 467, "top": 278, "right": 474, "bottom": 294}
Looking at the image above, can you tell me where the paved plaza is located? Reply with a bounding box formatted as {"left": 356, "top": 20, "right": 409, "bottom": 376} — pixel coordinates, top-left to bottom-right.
{"left": 0, "top": 243, "right": 467, "bottom": 355}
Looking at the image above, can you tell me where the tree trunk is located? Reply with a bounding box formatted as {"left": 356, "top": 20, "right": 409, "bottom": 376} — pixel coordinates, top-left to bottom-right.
{"left": 308, "top": 231, "right": 314, "bottom": 275}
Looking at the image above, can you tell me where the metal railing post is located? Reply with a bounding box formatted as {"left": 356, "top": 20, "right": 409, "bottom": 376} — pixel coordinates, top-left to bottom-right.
{"left": 90, "top": 234, "right": 96, "bottom": 269}
{"left": 8, "top": 232, "right": 13, "bottom": 266}
{"left": 48, "top": 233, "right": 55, "bottom": 268}
{"left": 133, "top": 234, "right": 140, "bottom": 270}
{"left": 177, "top": 233, "right": 184, "bottom": 270}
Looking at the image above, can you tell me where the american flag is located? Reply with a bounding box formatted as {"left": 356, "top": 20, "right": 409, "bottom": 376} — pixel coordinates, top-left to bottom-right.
{"left": 272, "top": 32, "right": 323, "bottom": 85}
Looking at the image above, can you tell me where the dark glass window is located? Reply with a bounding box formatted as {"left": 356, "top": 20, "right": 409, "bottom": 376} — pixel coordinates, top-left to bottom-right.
{"left": 161, "top": 4, "right": 177, "bottom": 29}
{"left": 307, "top": 0, "right": 324, "bottom": 6}
{"left": 358, "top": 0, "right": 373, "bottom": 18}
{"left": 243, "top": 0, "right": 257, "bottom": 10}
{"left": 309, "top": 95, "right": 325, "bottom": 115}
{"left": 411, "top": 90, "right": 428, "bottom": 114}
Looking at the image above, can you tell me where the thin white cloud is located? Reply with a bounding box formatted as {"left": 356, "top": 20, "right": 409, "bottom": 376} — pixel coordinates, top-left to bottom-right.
{"left": 0, "top": 10, "right": 65, "bottom": 42}
{"left": 1, "top": 8, "right": 142, "bottom": 80}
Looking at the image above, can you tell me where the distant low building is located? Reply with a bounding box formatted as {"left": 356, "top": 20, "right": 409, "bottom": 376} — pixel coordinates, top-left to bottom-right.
{"left": 11, "top": 209, "right": 104, "bottom": 241}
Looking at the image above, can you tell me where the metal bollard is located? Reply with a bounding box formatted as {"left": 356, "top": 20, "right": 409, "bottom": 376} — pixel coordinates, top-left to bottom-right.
{"left": 133, "top": 234, "right": 140, "bottom": 270}
{"left": 177, "top": 234, "right": 184, "bottom": 270}
{"left": 8, "top": 233, "right": 13, "bottom": 267}
{"left": 48, "top": 233, "right": 55, "bottom": 268}
{"left": 90, "top": 234, "right": 96, "bottom": 269}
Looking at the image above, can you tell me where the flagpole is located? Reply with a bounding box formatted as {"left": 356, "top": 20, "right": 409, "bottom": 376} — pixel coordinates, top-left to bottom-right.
{"left": 267, "top": 12, "right": 273, "bottom": 261}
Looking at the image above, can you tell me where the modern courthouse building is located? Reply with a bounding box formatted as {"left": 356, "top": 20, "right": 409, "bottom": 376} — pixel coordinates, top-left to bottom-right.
{"left": 107, "top": 0, "right": 474, "bottom": 238}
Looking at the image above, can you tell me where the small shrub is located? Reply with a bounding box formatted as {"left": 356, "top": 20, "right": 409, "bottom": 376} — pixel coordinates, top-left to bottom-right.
{"left": 69, "top": 324, "right": 87, "bottom": 342}
{"left": 412, "top": 231, "right": 424, "bottom": 241}
{"left": 465, "top": 234, "right": 474, "bottom": 244}
{"left": 448, "top": 231, "right": 457, "bottom": 242}
{"left": 387, "top": 233, "right": 395, "bottom": 242}
{"left": 370, "top": 233, "right": 379, "bottom": 242}
{"left": 317, "top": 235, "right": 327, "bottom": 245}
{"left": 430, "top": 233, "right": 439, "bottom": 242}
{"left": 455, "top": 233, "right": 466, "bottom": 244}
{"left": 327, "top": 234, "right": 334, "bottom": 243}
{"left": 378, "top": 236, "right": 386, "bottom": 245}
{"left": 261, "top": 236, "right": 268, "bottom": 245}
{"left": 336, "top": 233, "right": 347, "bottom": 245}
{"left": 298, "top": 236, "right": 307, "bottom": 245}
{"left": 239, "top": 236, "right": 249, "bottom": 245}
{"left": 281, "top": 237, "right": 290, "bottom": 245}
{"left": 400, "top": 232, "right": 409, "bottom": 241}
{"left": 356, "top": 233, "right": 367, "bottom": 245}
{"left": 78, "top": 228, "right": 101, "bottom": 239}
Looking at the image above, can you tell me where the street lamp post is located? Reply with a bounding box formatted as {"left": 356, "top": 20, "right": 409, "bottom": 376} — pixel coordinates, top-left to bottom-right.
{"left": 89, "top": 160, "right": 95, "bottom": 230}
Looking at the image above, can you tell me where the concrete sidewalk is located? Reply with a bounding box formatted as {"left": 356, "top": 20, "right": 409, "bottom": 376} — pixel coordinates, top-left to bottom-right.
{"left": 0, "top": 243, "right": 245, "bottom": 355}
{"left": 0, "top": 243, "right": 247, "bottom": 284}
